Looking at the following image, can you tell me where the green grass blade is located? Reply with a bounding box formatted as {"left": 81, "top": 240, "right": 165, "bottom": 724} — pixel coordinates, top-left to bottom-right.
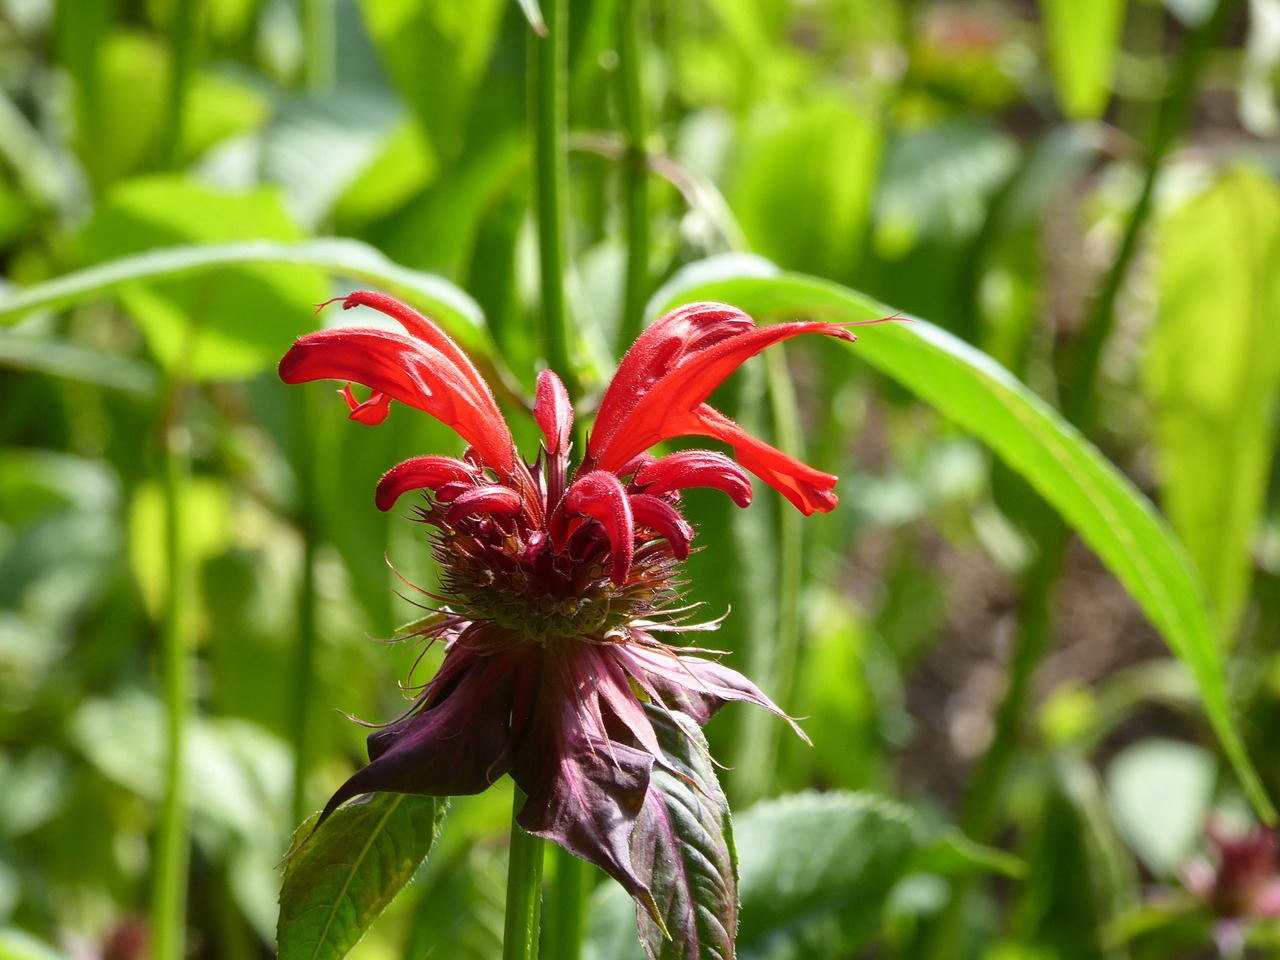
{"left": 652, "top": 255, "right": 1274, "bottom": 822}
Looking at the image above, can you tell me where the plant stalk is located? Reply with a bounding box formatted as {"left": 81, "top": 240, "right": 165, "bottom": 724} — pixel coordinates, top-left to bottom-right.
{"left": 544, "top": 847, "right": 588, "bottom": 960}
{"left": 289, "top": 389, "right": 320, "bottom": 826}
{"left": 301, "top": 0, "right": 336, "bottom": 92}
{"left": 150, "top": 418, "right": 192, "bottom": 960}
{"left": 616, "top": 0, "right": 651, "bottom": 351}
{"left": 503, "top": 787, "right": 547, "bottom": 960}
{"left": 162, "top": 0, "right": 198, "bottom": 170}
{"left": 532, "top": 0, "right": 577, "bottom": 397}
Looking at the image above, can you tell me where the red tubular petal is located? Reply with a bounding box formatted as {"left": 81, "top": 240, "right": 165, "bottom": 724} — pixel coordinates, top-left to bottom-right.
{"left": 635, "top": 449, "right": 753, "bottom": 507}
{"left": 376, "top": 456, "right": 479, "bottom": 512}
{"left": 564, "top": 471, "right": 635, "bottom": 586}
{"left": 444, "top": 485, "right": 525, "bottom": 526}
{"left": 695, "top": 405, "right": 838, "bottom": 515}
{"left": 628, "top": 494, "right": 693, "bottom": 560}
{"left": 534, "top": 369, "right": 573, "bottom": 454}
{"left": 585, "top": 302, "right": 858, "bottom": 511}
{"left": 280, "top": 295, "right": 516, "bottom": 473}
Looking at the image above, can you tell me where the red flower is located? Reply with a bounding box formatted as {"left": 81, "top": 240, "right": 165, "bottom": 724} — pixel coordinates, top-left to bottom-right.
{"left": 278, "top": 292, "right": 863, "bottom": 919}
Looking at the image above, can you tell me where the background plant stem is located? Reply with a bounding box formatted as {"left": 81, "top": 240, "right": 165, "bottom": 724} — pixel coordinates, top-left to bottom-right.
{"left": 300, "top": 0, "right": 335, "bottom": 92}
{"left": 616, "top": 0, "right": 651, "bottom": 352}
{"left": 150, "top": 415, "right": 192, "bottom": 960}
{"left": 503, "top": 787, "right": 546, "bottom": 960}
{"left": 161, "top": 0, "right": 197, "bottom": 170}
{"left": 533, "top": 0, "right": 577, "bottom": 397}
{"left": 925, "top": 4, "right": 1239, "bottom": 956}
{"left": 544, "top": 849, "right": 587, "bottom": 960}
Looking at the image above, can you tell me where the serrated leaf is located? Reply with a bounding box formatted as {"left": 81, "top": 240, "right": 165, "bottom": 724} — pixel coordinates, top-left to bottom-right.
{"left": 734, "top": 792, "right": 923, "bottom": 958}
{"left": 631, "top": 708, "right": 737, "bottom": 960}
{"left": 650, "top": 255, "right": 1273, "bottom": 823}
{"left": 587, "top": 790, "right": 1010, "bottom": 960}
{"left": 278, "top": 793, "right": 447, "bottom": 960}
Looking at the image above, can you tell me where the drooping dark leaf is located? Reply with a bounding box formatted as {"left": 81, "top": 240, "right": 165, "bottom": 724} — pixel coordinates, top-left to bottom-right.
{"left": 277, "top": 793, "right": 447, "bottom": 960}
{"left": 631, "top": 708, "right": 737, "bottom": 960}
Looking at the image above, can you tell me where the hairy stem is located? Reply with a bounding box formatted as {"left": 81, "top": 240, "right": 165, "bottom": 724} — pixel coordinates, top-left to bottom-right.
{"left": 503, "top": 788, "right": 547, "bottom": 960}
{"left": 532, "top": 0, "right": 577, "bottom": 396}
{"left": 616, "top": 0, "right": 651, "bottom": 351}
{"left": 150, "top": 419, "right": 192, "bottom": 960}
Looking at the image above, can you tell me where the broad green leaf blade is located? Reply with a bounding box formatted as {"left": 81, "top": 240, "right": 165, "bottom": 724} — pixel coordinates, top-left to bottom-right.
{"left": 631, "top": 709, "right": 736, "bottom": 960}
{"left": 76, "top": 177, "right": 328, "bottom": 380}
{"left": 1145, "top": 167, "right": 1280, "bottom": 636}
{"left": 0, "top": 237, "right": 493, "bottom": 357}
{"left": 1040, "top": 0, "right": 1127, "bottom": 119}
{"left": 736, "top": 793, "right": 932, "bottom": 958}
{"left": 278, "top": 793, "right": 447, "bottom": 960}
{"left": 0, "top": 328, "right": 156, "bottom": 394}
{"left": 652, "top": 256, "right": 1274, "bottom": 823}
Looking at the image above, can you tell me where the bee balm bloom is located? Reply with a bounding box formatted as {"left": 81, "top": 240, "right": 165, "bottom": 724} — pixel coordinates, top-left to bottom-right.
{"left": 279, "top": 292, "right": 861, "bottom": 918}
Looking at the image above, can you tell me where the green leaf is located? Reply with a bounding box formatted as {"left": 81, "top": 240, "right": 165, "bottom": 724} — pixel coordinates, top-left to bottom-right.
{"left": 652, "top": 255, "right": 1274, "bottom": 823}
{"left": 0, "top": 237, "right": 494, "bottom": 360}
{"left": 0, "top": 328, "right": 156, "bottom": 394}
{"left": 1106, "top": 739, "right": 1217, "bottom": 879}
{"left": 631, "top": 709, "right": 737, "bottom": 960}
{"left": 357, "top": 0, "right": 506, "bottom": 163}
{"left": 731, "top": 91, "right": 883, "bottom": 280}
{"left": 1145, "top": 167, "right": 1280, "bottom": 636}
{"left": 735, "top": 792, "right": 1008, "bottom": 959}
{"left": 76, "top": 177, "right": 328, "bottom": 380}
{"left": 587, "top": 790, "right": 1010, "bottom": 960}
{"left": 1040, "top": 0, "right": 1127, "bottom": 119}
{"left": 277, "top": 793, "right": 447, "bottom": 960}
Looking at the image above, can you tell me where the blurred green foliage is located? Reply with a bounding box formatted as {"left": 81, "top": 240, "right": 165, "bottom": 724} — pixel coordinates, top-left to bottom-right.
{"left": 2, "top": 0, "right": 1280, "bottom": 958}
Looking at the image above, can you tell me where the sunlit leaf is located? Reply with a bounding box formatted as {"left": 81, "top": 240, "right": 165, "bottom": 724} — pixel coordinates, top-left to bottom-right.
{"left": 278, "top": 793, "right": 447, "bottom": 960}
{"left": 1145, "top": 167, "right": 1280, "bottom": 636}
{"left": 1040, "top": 0, "right": 1127, "bottom": 119}
{"left": 0, "top": 237, "right": 492, "bottom": 358}
{"left": 651, "top": 255, "right": 1274, "bottom": 822}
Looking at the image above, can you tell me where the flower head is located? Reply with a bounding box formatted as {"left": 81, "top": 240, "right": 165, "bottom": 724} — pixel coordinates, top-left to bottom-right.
{"left": 279, "top": 292, "right": 861, "bottom": 916}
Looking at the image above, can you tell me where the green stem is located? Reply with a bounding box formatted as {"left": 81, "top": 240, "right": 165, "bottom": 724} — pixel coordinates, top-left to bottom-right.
{"left": 616, "top": 0, "right": 651, "bottom": 351}
{"left": 1063, "top": 0, "right": 1237, "bottom": 429}
{"left": 289, "top": 389, "right": 320, "bottom": 826}
{"left": 503, "top": 787, "right": 547, "bottom": 960}
{"left": 150, "top": 417, "right": 192, "bottom": 960}
{"left": 925, "top": 6, "right": 1238, "bottom": 957}
{"left": 532, "top": 0, "right": 577, "bottom": 397}
{"left": 301, "top": 0, "right": 336, "bottom": 92}
{"left": 731, "top": 349, "right": 805, "bottom": 802}
{"left": 162, "top": 0, "right": 198, "bottom": 169}
{"left": 544, "top": 847, "right": 587, "bottom": 960}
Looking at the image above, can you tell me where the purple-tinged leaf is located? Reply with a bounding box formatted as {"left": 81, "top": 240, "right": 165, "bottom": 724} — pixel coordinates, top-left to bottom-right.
{"left": 278, "top": 793, "right": 446, "bottom": 960}
{"left": 630, "top": 708, "right": 737, "bottom": 960}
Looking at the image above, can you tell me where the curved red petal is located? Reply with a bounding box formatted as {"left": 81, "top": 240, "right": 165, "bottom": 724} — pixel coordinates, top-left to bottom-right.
{"left": 534, "top": 369, "right": 573, "bottom": 454}
{"left": 376, "top": 455, "right": 480, "bottom": 512}
{"left": 564, "top": 471, "right": 635, "bottom": 586}
{"left": 588, "top": 302, "right": 854, "bottom": 483}
{"left": 280, "top": 326, "right": 515, "bottom": 473}
{"left": 695, "top": 405, "right": 838, "bottom": 515}
{"left": 444, "top": 484, "right": 525, "bottom": 526}
{"left": 628, "top": 494, "right": 693, "bottom": 560}
{"left": 635, "top": 449, "right": 753, "bottom": 507}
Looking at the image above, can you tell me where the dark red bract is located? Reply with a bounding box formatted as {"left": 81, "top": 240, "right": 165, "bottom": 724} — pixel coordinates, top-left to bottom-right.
{"left": 278, "top": 292, "right": 861, "bottom": 915}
